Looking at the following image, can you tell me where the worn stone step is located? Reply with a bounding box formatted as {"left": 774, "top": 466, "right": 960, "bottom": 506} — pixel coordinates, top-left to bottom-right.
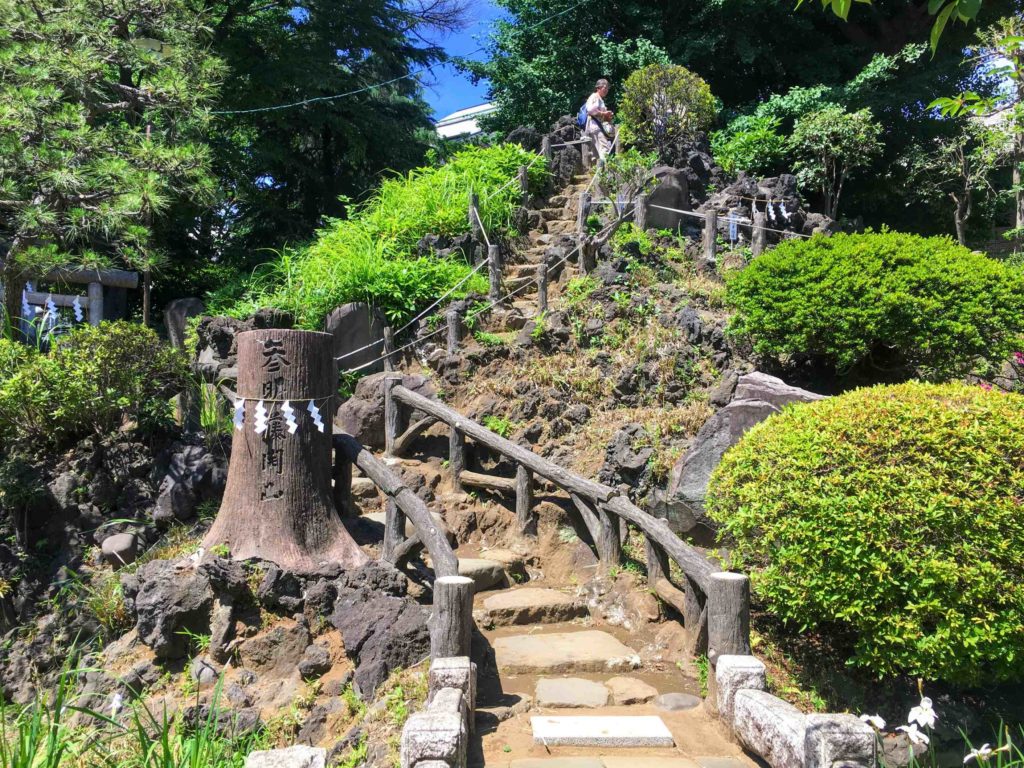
{"left": 531, "top": 715, "right": 675, "bottom": 748}
{"left": 505, "top": 276, "right": 537, "bottom": 294}
{"left": 539, "top": 207, "right": 568, "bottom": 221}
{"left": 548, "top": 194, "right": 568, "bottom": 207}
{"left": 528, "top": 233, "right": 556, "bottom": 246}
{"left": 458, "top": 558, "right": 507, "bottom": 592}
{"left": 536, "top": 677, "right": 609, "bottom": 708}
{"left": 546, "top": 220, "right": 576, "bottom": 235}
{"left": 510, "top": 760, "right": 732, "bottom": 768}
{"left": 494, "top": 630, "right": 639, "bottom": 675}
{"left": 507, "top": 263, "right": 539, "bottom": 277}
{"left": 481, "top": 587, "right": 587, "bottom": 626}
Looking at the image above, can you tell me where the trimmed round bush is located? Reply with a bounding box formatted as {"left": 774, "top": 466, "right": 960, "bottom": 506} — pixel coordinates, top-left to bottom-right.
{"left": 0, "top": 322, "right": 189, "bottom": 446}
{"left": 706, "top": 382, "right": 1024, "bottom": 685}
{"left": 619, "top": 63, "right": 716, "bottom": 155}
{"left": 725, "top": 231, "right": 1024, "bottom": 381}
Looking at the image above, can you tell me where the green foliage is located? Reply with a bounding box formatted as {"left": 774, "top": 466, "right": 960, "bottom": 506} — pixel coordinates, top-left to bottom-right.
{"left": 0, "top": 322, "right": 189, "bottom": 446}
{"left": 482, "top": 415, "right": 514, "bottom": 438}
{"left": 790, "top": 106, "right": 883, "bottom": 218}
{"left": 474, "top": 331, "right": 506, "bottom": 347}
{"left": 0, "top": 0, "right": 222, "bottom": 322}
{"left": 706, "top": 382, "right": 1024, "bottom": 686}
{"left": 599, "top": 149, "right": 659, "bottom": 213}
{"left": 612, "top": 223, "right": 654, "bottom": 257}
{"left": 726, "top": 231, "right": 1024, "bottom": 381}
{"left": 216, "top": 145, "right": 543, "bottom": 328}
{"left": 563, "top": 275, "right": 599, "bottom": 310}
{"left": 619, "top": 64, "right": 716, "bottom": 155}
{"left": 711, "top": 116, "right": 789, "bottom": 175}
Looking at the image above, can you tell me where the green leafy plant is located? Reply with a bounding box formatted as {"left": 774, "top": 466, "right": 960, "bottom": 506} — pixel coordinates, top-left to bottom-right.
{"left": 693, "top": 654, "right": 710, "bottom": 698}
{"left": 790, "top": 106, "right": 883, "bottom": 218}
{"left": 711, "top": 115, "right": 789, "bottom": 175}
{"left": 725, "top": 231, "right": 1024, "bottom": 381}
{"left": 214, "top": 144, "right": 545, "bottom": 328}
{"left": 612, "top": 222, "right": 654, "bottom": 257}
{"left": 482, "top": 414, "right": 514, "bottom": 438}
{"left": 474, "top": 331, "right": 506, "bottom": 347}
{"left": 706, "top": 382, "right": 1024, "bottom": 686}
{"left": 619, "top": 63, "right": 716, "bottom": 156}
{"left": 0, "top": 322, "right": 189, "bottom": 446}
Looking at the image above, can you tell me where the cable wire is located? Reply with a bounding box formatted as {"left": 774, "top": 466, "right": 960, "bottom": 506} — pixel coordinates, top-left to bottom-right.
{"left": 212, "top": 0, "right": 590, "bottom": 116}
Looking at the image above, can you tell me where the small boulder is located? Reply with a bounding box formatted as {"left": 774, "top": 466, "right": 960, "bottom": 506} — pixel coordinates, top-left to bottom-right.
{"left": 244, "top": 745, "right": 326, "bottom": 768}
{"left": 101, "top": 533, "right": 139, "bottom": 569}
{"left": 325, "top": 303, "right": 385, "bottom": 375}
{"left": 298, "top": 644, "right": 332, "bottom": 681}
{"left": 606, "top": 676, "right": 658, "bottom": 705}
{"left": 457, "top": 559, "right": 506, "bottom": 592}
{"left": 655, "top": 692, "right": 701, "bottom": 711}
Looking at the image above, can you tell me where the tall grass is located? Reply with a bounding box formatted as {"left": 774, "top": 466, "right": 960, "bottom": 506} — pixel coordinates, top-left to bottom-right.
{"left": 211, "top": 144, "right": 547, "bottom": 329}
{"left": 0, "top": 664, "right": 265, "bottom": 768}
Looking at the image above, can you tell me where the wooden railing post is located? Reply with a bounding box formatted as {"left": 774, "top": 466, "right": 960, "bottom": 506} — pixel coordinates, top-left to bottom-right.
{"left": 383, "top": 372, "right": 402, "bottom": 457}
{"left": 685, "top": 576, "right": 707, "bottom": 654}
{"left": 541, "top": 136, "right": 552, "bottom": 166}
{"left": 518, "top": 164, "right": 529, "bottom": 207}
{"left": 581, "top": 136, "right": 593, "bottom": 170}
{"left": 634, "top": 193, "right": 649, "bottom": 231}
{"left": 446, "top": 309, "right": 461, "bottom": 355}
{"left": 333, "top": 445, "right": 353, "bottom": 518}
{"left": 515, "top": 465, "right": 534, "bottom": 534}
{"left": 752, "top": 209, "right": 767, "bottom": 257}
{"left": 704, "top": 209, "right": 718, "bottom": 266}
{"left": 536, "top": 263, "right": 548, "bottom": 314}
{"left": 487, "top": 244, "right": 502, "bottom": 303}
{"left": 706, "top": 572, "right": 751, "bottom": 713}
{"left": 87, "top": 282, "right": 103, "bottom": 326}
{"left": 449, "top": 427, "right": 465, "bottom": 493}
{"left": 431, "top": 575, "right": 474, "bottom": 659}
{"left": 383, "top": 498, "right": 406, "bottom": 563}
{"left": 645, "top": 535, "right": 669, "bottom": 583}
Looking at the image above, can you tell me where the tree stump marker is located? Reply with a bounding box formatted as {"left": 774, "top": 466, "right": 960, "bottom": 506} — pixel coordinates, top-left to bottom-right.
{"left": 204, "top": 329, "right": 366, "bottom": 572}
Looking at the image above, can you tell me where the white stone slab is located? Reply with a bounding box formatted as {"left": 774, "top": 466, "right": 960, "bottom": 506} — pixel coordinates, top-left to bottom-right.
{"left": 495, "top": 631, "right": 639, "bottom": 675}
{"left": 531, "top": 715, "right": 675, "bottom": 748}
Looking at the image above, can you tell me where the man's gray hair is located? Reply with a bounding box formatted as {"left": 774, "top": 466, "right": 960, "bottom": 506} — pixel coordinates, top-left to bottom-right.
{"left": 595, "top": 78, "right": 610, "bottom": 90}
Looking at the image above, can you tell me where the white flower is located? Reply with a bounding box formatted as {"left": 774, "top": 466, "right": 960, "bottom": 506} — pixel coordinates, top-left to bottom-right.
{"left": 963, "top": 744, "right": 992, "bottom": 763}
{"left": 897, "top": 724, "right": 931, "bottom": 747}
{"left": 110, "top": 691, "right": 123, "bottom": 717}
{"left": 908, "top": 696, "right": 937, "bottom": 729}
{"left": 860, "top": 714, "right": 886, "bottom": 730}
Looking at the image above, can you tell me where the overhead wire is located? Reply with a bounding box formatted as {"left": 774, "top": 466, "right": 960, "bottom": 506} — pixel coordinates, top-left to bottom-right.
{"left": 211, "top": 0, "right": 590, "bottom": 115}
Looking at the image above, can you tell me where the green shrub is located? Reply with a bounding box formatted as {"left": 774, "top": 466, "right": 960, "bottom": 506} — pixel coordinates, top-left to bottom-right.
{"left": 711, "top": 116, "right": 789, "bottom": 176}
{"left": 619, "top": 63, "right": 716, "bottom": 156}
{"left": 706, "top": 382, "right": 1024, "bottom": 686}
{"left": 0, "top": 338, "right": 35, "bottom": 380}
{"left": 0, "top": 322, "right": 189, "bottom": 446}
{"left": 612, "top": 222, "right": 654, "bottom": 257}
{"left": 725, "top": 231, "right": 1024, "bottom": 381}
{"left": 214, "top": 144, "right": 546, "bottom": 328}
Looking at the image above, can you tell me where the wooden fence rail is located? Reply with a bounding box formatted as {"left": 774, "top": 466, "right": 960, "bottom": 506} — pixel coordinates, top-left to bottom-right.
{"left": 385, "top": 381, "right": 749, "bottom": 656}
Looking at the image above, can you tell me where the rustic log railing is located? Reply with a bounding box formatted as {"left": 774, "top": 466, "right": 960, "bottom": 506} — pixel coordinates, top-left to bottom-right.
{"left": 383, "top": 378, "right": 750, "bottom": 660}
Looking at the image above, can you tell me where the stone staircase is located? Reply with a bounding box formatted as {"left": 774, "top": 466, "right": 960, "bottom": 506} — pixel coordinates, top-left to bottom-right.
{"left": 504, "top": 175, "right": 592, "bottom": 319}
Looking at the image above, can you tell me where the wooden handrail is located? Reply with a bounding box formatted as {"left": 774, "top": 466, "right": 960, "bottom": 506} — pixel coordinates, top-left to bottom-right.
{"left": 334, "top": 433, "right": 459, "bottom": 578}
{"left": 391, "top": 385, "right": 716, "bottom": 592}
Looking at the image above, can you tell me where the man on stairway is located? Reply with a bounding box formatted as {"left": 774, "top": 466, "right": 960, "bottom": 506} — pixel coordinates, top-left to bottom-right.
{"left": 585, "top": 78, "right": 616, "bottom": 161}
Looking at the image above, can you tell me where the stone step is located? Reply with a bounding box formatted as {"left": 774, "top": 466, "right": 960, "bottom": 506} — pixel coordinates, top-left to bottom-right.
{"left": 531, "top": 715, "right": 675, "bottom": 748}
{"left": 494, "top": 630, "right": 639, "bottom": 675}
{"left": 507, "top": 263, "right": 539, "bottom": 277}
{"left": 536, "top": 677, "right": 609, "bottom": 708}
{"left": 548, "top": 194, "right": 568, "bottom": 207}
{"left": 529, "top": 233, "right": 556, "bottom": 246}
{"left": 505, "top": 276, "right": 537, "bottom": 295}
{"left": 539, "top": 207, "right": 568, "bottom": 221}
{"left": 511, "top": 760, "right": 744, "bottom": 768}
{"left": 481, "top": 587, "right": 587, "bottom": 626}
{"left": 458, "top": 558, "right": 508, "bottom": 592}
{"left": 546, "top": 220, "right": 577, "bottom": 235}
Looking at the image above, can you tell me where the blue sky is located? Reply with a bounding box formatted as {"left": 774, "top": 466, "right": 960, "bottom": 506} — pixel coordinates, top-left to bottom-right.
{"left": 420, "top": 0, "right": 504, "bottom": 119}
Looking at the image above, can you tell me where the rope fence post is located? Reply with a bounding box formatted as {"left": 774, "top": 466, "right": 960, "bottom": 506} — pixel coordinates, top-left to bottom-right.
{"left": 468, "top": 191, "right": 481, "bottom": 240}
{"left": 487, "top": 244, "right": 502, "bottom": 303}
{"left": 383, "top": 325, "right": 395, "bottom": 372}
{"left": 518, "top": 165, "right": 529, "bottom": 207}
{"left": 704, "top": 209, "right": 718, "bottom": 266}
{"left": 581, "top": 136, "right": 593, "bottom": 171}
{"left": 634, "top": 193, "right": 649, "bottom": 231}
{"left": 536, "top": 263, "right": 548, "bottom": 314}
{"left": 542, "top": 136, "right": 552, "bottom": 166}
{"left": 87, "top": 282, "right": 103, "bottom": 326}
{"left": 446, "top": 309, "right": 461, "bottom": 356}
{"left": 577, "top": 191, "right": 592, "bottom": 239}
{"left": 515, "top": 465, "right": 534, "bottom": 534}
{"left": 383, "top": 498, "right": 406, "bottom": 562}
{"left": 752, "top": 209, "right": 767, "bottom": 257}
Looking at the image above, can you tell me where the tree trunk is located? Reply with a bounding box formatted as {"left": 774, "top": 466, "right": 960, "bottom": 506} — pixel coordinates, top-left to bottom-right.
{"left": 204, "top": 329, "right": 367, "bottom": 572}
{"left": 953, "top": 194, "right": 969, "bottom": 246}
{"left": 1, "top": 267, "right": 26, "bottom": 340}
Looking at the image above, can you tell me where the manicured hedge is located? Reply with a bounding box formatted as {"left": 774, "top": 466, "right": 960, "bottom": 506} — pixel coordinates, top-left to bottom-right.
{"left": 706, "top": 382, "right": 1024, "bottom": 685}
{"left": 725, "top": 232, "right": 1024, "bottom": 381}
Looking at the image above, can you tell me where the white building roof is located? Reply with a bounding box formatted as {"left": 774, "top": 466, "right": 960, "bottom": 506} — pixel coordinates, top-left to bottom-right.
{"left": 435, "top": 103, "right": 496, "bottom": 138}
